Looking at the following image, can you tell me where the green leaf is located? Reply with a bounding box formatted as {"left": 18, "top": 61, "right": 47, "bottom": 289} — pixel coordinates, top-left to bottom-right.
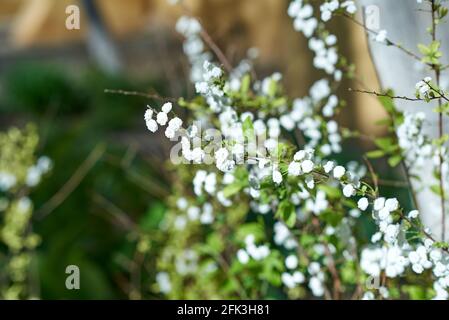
{"left": 139, "top": 202, "right": 165, "bottom": 231}
{"left": 318, "top": 184, "right": 341, "bottom": 199}
{"left": 431, "top": 184, "right": 442, "bottom": 196}
{"left": 240, "top": 74, "right": 250, "bottom": 94}
{"left": 276, "top": 200, "right": 296, "bottom": 227}
{"left": 222, "top": 181, "right": 246, "bottom": 197}
{"left": 268, "top": 79, "right": 277, "bottom": 97}
{"left": 242, "top": 115, "right": 254, "bottom": 138}
{"left": 377, "top": 90, "right": 396, "bottom": 113}
{"left": 374, "top": 137, "right": 396, "bottom": 152}
{"left": 366, "top": 150, "right": 385, "bottom": 159}
{"left": 388, "top": 154, "right": 403, "bottom": 167}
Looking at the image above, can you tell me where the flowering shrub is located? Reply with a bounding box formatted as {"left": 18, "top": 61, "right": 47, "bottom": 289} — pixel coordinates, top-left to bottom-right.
{"left": 142, "top": 0, "right": 449, "bottom": 299}
{"left": 0, "top": 125, "right": 52, "bottom": 299}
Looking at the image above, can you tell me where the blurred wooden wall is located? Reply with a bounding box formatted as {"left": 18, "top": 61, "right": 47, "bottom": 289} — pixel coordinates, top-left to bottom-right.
{"left": 0, "top": 0, "right": 385, "bottom": 136}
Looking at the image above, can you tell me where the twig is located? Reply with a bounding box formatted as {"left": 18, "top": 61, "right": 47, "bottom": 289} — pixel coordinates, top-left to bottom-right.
{"left": 179, "top": 2, "right": 233, "bottom": 73}
{"left": 430, "top": 0, "right": 447, "bottom": 241}
{"left": 36, "top": 144, "right": 106, "bottom": 219}
{"left": 91, "top": 192, "right": 137, "bottom": 231}
{"left": 349, "top": 88, "right": 429, "bottom": 102}
{"left": 200, "top": 29, "right": 233, "bottom": 73}
{"left": 401, "top": 161, "right": 420, "bottom": 212}
{"left": 104, "top": 89, "right": 177, "bottom": 103}
{"left": 341, "top": 13, "right": 426, "bottom": 66}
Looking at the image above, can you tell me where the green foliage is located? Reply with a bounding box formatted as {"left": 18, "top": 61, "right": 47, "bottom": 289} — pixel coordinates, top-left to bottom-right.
{"left": 418, "top": 41, "right": 442, "bottom": 65}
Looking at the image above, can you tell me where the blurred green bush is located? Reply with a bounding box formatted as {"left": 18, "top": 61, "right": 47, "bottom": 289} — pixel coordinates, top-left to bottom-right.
{"left": 0, "top": 62, "right": 170, "bottom": 299}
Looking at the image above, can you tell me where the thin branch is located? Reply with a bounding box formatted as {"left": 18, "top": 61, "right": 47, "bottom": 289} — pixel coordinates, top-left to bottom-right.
{"left": 430, "top": 0, "right": 447, "bottom": 241}
{"left": 180, "top": 2, "right": 233, "bottom": 73}
{"left": 200, "top": 29, "right": 233, "bottom": 73}
{"left": 349, "top": 88, "right": 430, "bottom": 102}
{"left": 341, "top": 13, "right": 426, "bottom": 66}
{"left": 104, "top": 89, "right": 177, "bottom": 103}
{"left": 91, "top": 192, "right": 137, "bottom": 231}
{"left": 36, "top": 144, "right": 106, "bottom": 219}
{"left": 401, "top": 161, "right": 420, "bottom": 212}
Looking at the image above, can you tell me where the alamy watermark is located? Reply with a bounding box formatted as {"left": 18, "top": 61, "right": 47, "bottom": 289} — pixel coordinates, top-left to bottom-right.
{"left": 65, "top": 5, "right": 80, "bottom": 30}
{"left": 65, "top": 265, "right": 80, "bottom": 290}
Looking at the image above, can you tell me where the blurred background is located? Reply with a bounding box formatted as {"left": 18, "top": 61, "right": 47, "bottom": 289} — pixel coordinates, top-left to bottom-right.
{"left": 0, "top": 0, "right": 389, "bottom": 299}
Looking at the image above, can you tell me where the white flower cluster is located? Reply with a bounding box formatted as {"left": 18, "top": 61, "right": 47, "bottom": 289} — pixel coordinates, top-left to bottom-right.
{"left": 374, "top": 30, "right": 388, "bottom": 43}
{"left": 307, "top": 262, "right": 326, "bottom": 297}
{"left": 370, "top": 197, "right": 400, "bottom": 244}
{"left": 288, "top": 1, "right": 317, "bottom": 37}
{"left": 0, "top": 172, "right": 16, "bottom": 191}
{"left": 274, "top": 222, "right": 298, "bottom": 249}
{"left": 25, "top": 156, "right": 52, "bottom": 187}
{"left": 144, "top": 102, "right": 183, "bottom": 138}
{"left": 288, "top": 1, "right": 347, "bottom": 154}
{"left": 0, "top": 156, "right": 52, "bottom": 192}
{"left": 416, "top": 76, "right": 432, "bottom": 98}
{"left": 175, "top": 16, "right": 210, "bottom": 84}
{"left": 237, "top": 234, "right": 271, "bottom": 264}
{"left": 397, "top": 112, "right": 432, "bottom": 167}
{"left": 174, "top": 196, "right": 215, "bottom": 227}
{"left": 195, "top": 61, "right": 227, "bottom": 112}
{"left": 361, "top": 245, "right": 408, "bottom": 278}
{"left": 176, "top": 249, "right": 198, "bottom": 275}
{"left": 321, "top": 1, "right": 356, "bottom": 21}
{"left": 282, "top": 254, "right": 305, "bottom": 288}
{"left": 156, "top": 272, "right": 172, "bottom": 294}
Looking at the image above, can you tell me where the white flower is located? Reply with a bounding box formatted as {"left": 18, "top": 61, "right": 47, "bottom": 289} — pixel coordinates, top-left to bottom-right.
{"left": 384, "top": 224, "right": 399, "bottom": 244}
{"left": 309, "top": 276, "right": 324, "bottom": 297}
{"left": 156, "top": 272, "right": 172, "bottom": 294}
{"left": 375, "top": 30, "right": 388, "bottom": 43}
{"left": 26, "top": 166, "right": 41, "bottom": 187}
{"left": 282, "top": 273, "right": 296, "bottom": 288}
{"left": 272, "top": 169, "right": 283, "bottom": 184}
{"left": 378, "top": 207, "right": 390, "bottom": 220}
{"left": 165, "top": 127, "right": 176, "bottom": 139}
{"left": 323, "top": 161, "right": 335, "bottom": 173}
{"left": 357, "top": 197, "right": 369, "bottom": 211}
{"left": 162, "top": 102, "right": 172, "bottom": 113}
{"left": 237, "top": 249, "right": 250, "bottom": 264}
{"left": 285, "top": 255, "right": 299, "bottom": 270}
{"left": 187, "top": 206, "right": 200, "bottom": 220}
{"left": 288, "top": 162, "right": 302, "bottom": 176}
{"left": 168, "top": 117, "right": 183, "bottom": 130}
{"left": 294, "top": 150, "right": 307, "bottom": 161}
{"left": 333, "top": 166, "right": 346, "bottom": 179}
{"left": 301, "top": 160, "right": 314, "bottom": 173}
{"left": 280, "top": 115, "right": 295, "bottom": 131}
{"left": 416, "top": 80, "right": 430, "bottom": 96}
{"left": 343, "top": 184, "right": 355, "bottom": 197}
{"left": 156, "top": 112, "right": 168, "bottom": 125}
{"left": 176, "top": 197, "right": 188, "bottom": 210}
{"left": 293, "top": 271, "right": 305, "bottom": 283}
{"left": 384, "top": 198, "right": 399, "bottom": 212}
{"left": 373, "top": 197, "right": 385, "bottom": 211}
{"left": 190, "top": 147, "right": 205, "bottom": 163}
{"left": 430, "top": 249, "right": 442, "bottom": 262}
{"left": 412, "top": 263, "right": 424, "bottom": 274}
{"left": 362, "top": 292, "right": 375, "bottom": 300}
{"left": 408, "top": 210, "right": 419, "bottom": 219}
{"left": 144, "top": 108, "right": 153, "bottom": 120}
{"left": 341, "top": 1, "right": 357, "bottom": 14}
{"left": 146, "top": 119, "right": 158, "bottom": 132}
{"left": 371, "top": 232, "right": 382, "bottom": 243}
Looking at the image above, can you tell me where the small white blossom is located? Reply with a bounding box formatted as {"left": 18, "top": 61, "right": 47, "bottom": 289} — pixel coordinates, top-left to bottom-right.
{"left": 358, "top": 197, "right": 369, "bottom": 211}
{"left": 156, "top": 112, "right": 168, "bottom": 126}
{"left": 285, "top": 255, "right": 299, "bottom": 270}
{"left": 333, "top": 166, "right": 346, "bottom": 179}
